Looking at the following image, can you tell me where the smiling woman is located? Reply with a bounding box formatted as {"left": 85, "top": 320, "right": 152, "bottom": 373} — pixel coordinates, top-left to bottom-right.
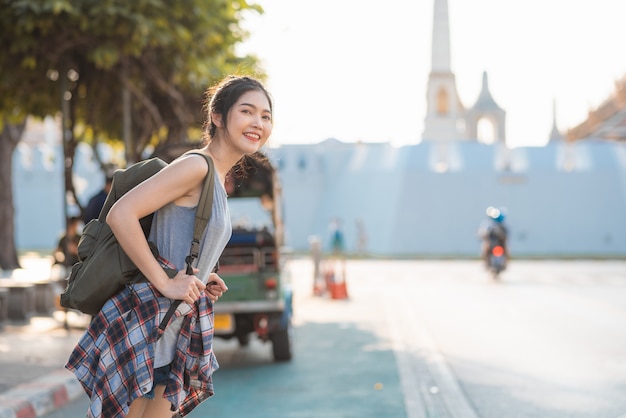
{"left": 65, "top": 75, "right": 275, "bottom": 418}
{"left": 213, "top": 89, "right": 272, "bottom": 154}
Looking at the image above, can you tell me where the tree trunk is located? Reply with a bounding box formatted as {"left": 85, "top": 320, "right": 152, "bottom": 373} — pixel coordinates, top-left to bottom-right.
{"left": 0, "top": 118, "right": 26, "bottom": 269}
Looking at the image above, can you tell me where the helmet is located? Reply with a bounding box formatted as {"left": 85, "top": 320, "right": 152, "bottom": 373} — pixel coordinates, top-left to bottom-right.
{"left": 486, "top": 206, "right": 505, "bottom": 223}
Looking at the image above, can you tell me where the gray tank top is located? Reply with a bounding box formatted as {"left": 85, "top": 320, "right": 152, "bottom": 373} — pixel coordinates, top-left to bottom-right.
{"left": 149, "top": 172, "right": 231, "bottom": 368}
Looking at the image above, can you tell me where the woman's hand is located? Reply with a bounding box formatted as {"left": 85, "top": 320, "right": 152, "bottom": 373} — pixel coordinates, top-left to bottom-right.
{"left": 159, "top": 268, "right": 206, "bottom": 305}
{"left": 205, "top": 273, "right": 228, "bottom": 303}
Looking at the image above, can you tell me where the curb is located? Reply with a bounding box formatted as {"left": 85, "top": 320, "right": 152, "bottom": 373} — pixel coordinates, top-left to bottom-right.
{"left": 0, "top": 369, "right": 83, "bottom": 418}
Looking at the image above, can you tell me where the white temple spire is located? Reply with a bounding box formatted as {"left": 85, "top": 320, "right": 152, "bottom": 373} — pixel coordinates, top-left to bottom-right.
{"left": 422, "top": 0, "right": 465, "bottom": 142}
{"left": 549, "top": 99, "right": 563, "bottom": 142}
{"left": 431, "top": 0, "right": 451, "bottom": 72}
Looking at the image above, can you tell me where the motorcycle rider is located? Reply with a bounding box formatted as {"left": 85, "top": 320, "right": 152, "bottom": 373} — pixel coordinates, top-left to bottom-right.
{"left": 477, "top": 206, "right": 509, "bottom": 269}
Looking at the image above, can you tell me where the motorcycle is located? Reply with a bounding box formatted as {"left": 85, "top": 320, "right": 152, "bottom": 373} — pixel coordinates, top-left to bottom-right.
{"left": 487, "top": 244, "right": 506, "bottom": 279}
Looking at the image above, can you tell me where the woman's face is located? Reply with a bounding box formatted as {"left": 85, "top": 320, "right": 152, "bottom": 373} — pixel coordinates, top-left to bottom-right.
{"left": 222, "top": 89, "right": 272, "bottom": 155}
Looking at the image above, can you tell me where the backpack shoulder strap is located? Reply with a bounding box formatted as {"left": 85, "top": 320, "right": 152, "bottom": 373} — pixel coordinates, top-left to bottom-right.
{"left": 185, "top": 152, "right": 215, "bottom": 270}
{"left": 159, "top": 152, "right": 216, "bottom": 333}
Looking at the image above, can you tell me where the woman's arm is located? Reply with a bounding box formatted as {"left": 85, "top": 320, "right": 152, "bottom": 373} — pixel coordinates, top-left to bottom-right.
{"left": 106, "top": 154, "right": 209, "bottom": 303}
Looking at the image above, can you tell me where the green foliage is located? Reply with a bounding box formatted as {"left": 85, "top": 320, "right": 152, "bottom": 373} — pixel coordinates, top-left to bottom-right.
{"left": 0, "top": 0, "right": 266, "bottom": 158}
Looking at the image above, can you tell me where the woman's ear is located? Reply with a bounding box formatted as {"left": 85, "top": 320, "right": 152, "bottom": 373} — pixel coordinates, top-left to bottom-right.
{"left": 212, "top": 112, "right": 224, "bottom": 127}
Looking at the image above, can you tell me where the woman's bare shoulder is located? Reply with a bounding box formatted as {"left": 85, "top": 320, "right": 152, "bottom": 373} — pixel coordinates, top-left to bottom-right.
{"left": 167, "top": 152, "right": 210, "bottom": 179}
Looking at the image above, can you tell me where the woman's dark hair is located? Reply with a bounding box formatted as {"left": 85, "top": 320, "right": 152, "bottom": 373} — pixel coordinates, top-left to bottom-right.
{"left": 203, "top": 75, "right": 273, "bottom": 140}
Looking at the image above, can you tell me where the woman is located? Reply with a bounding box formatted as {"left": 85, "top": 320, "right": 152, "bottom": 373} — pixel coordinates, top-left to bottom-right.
{"left": 66, "top": 75, "right": 273, "bottom": 417}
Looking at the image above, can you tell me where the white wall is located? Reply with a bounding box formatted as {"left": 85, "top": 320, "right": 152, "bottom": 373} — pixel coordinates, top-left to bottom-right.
{"left": 13, "top": 137, "right": 626, "bottom": 257}
{"left": 269, "top": 140, "right": 626, "bottom": 257}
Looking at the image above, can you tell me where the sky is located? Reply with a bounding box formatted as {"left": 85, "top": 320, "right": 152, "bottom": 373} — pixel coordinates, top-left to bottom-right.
{"left": 237, "top": 0, "right": 626, "bottom": 149}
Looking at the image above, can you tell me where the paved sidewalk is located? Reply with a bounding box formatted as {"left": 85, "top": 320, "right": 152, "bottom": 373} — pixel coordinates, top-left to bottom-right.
{"left": 0, "top": 314, "right": 91, "bottom": 418}
{"left": 0, "top": 254, "right": 89, "bottom": 418}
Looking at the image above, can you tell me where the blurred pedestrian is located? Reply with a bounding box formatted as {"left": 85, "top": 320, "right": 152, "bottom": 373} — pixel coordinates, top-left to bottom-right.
{"left": 66, "top": 75, "right": 273, "bottom": 418}
{"left": 329, "top": 217, "right": 345, "bottom": 255}
{"left": 355, "top": 218, "right": 367, "bottom": 256}
{"left": 53, "top": 216, "right": 82, "bottom": 268}
{"left": 328, "top": 217, "right": 346, "bottom": 283}
{"left": 82, "top": 167, "right": 114, "bottom": 224}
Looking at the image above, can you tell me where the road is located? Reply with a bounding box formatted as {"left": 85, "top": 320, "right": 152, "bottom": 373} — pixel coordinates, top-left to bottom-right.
{"left": 377, "top": 259, "right": 626, "bottom": 418}
{"left": 43, "top": 258, "right": 626, "bottom": 418}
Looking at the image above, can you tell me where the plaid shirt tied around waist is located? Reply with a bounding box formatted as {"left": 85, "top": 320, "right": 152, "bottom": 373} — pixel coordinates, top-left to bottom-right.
{"left": 66, "top": 278, "right": 219, "bottom": 417}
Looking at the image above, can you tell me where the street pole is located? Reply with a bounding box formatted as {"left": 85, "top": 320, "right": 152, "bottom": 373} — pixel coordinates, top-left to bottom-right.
{"left": 122, "top": 58, "right": 132, "bottom": 164}
{"left": 60, "top": 68, "right": 70, "bottom": 260}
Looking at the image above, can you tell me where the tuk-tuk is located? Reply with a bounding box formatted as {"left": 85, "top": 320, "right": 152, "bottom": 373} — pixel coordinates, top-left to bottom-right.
{"left": 214, "top": 153, "right": 293, "bottom": 361}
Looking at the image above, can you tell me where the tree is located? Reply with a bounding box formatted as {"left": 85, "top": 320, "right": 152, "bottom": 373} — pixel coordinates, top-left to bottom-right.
{"left": 0, "top": 120, "right": 26, "bottom": 269}
{"left": 0, "top": 0, "right": 265, "bottom": 269}
{"left": 0, "top": 1, "right": 62, "bottom": 268}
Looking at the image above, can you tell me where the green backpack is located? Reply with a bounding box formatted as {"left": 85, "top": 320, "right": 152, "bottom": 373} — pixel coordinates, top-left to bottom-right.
{"left": 60, "top": 152, "right": 215, "bottom": 316}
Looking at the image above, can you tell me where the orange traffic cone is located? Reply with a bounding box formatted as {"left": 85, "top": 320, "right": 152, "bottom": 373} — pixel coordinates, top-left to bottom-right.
{"left": 330, "top": 280, "right": 348, "bottom": 300}
{"left": 329, "top": 264, "right": 348, "bottom": 300}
